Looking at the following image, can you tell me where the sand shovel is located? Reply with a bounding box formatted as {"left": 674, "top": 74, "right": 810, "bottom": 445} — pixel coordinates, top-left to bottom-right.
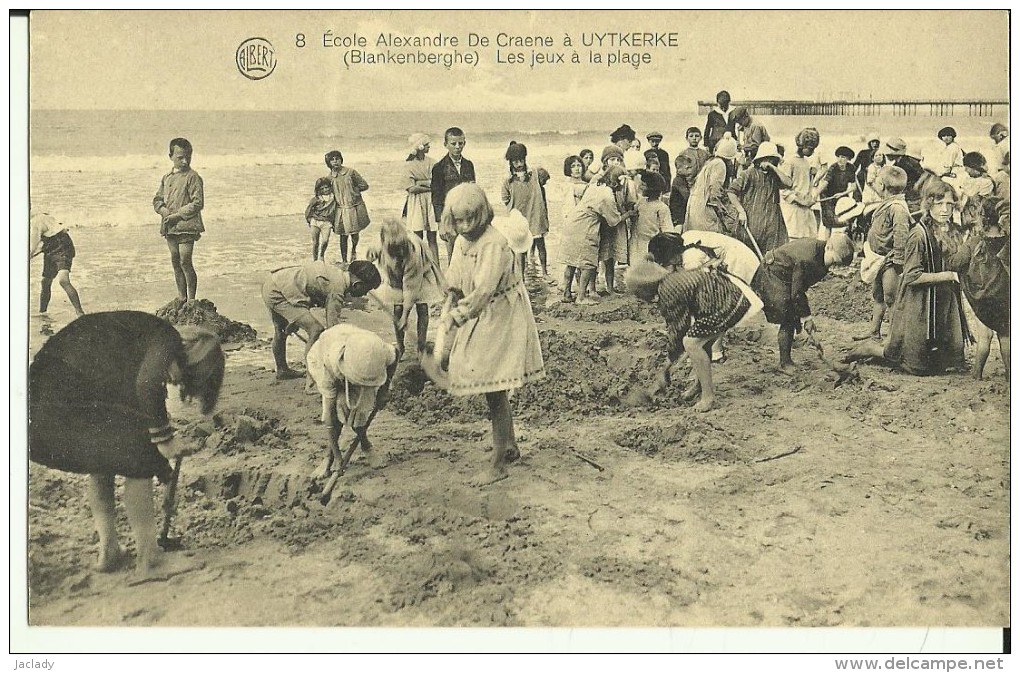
{"left": 419, "top": 293, "right": 456, "bottom": 391}
{"left": 157, "top": 456, "right": 185, "bottom": 551}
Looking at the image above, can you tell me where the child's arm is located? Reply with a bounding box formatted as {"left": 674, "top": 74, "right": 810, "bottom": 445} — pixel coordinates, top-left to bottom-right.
{"left": 766, "top": 162, "right": 794, "bottom": 189}
{"left": 900, "top": 231, "right": 957, "bottom": 287}
{"left": 351, "top": 169, "right": 369, "bottom": 193}
{"left": 171, "top": 173, "right": 204, "bottom": 221}
{"left": 889, "top": 207, "right": 910, "bottom": 267}
{"left": 304, "top": 197, "right": 317, "bottom": 225}
{"left": 500, "top": 179, "right": 512, "bottom": 208}
{"left": 431, "top": 162, "right": 446, "bottom": 220}
{"left": 537, "top": 167, "right": 551, "bottom": 187}
{"left": 153, "top": 175, "right": 171, "bottom": 217}
{"left": 446, "top": 242, "right": 505, "bottom": 327}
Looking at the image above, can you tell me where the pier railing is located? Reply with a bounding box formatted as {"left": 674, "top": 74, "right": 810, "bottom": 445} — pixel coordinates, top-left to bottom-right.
{"left": 697, "top": 99, "right": 1008, "bottom": 116}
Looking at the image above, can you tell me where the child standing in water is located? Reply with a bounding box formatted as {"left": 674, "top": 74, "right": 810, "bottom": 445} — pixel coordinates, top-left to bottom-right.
{"left": 326, "top": 149, "right": 371, "bottom": 263}
{"left": 304, "top": 177, "right": 337, "bottom": 261}
{"left": 30, "top": 212, "right": 85, "bottom": 318}
{"left": 439, "top": 184, "right": 545, "bottom": 485}
{"left": 500, "top": 141, "right": 551, "bottom": 277}
{"left": 153, "top": 137, "right": 204, "bottom": 302}
{"left": 372, "top": 217, "right": 445, "bottom": 358}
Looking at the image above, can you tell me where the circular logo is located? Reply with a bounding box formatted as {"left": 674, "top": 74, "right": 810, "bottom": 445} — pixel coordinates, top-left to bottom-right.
{"left": 236, "top": 37, "right": 277, "bottom": 80}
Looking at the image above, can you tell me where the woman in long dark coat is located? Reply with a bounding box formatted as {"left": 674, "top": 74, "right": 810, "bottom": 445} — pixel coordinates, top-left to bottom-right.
{"left": 29, "top": 311, "right": 224, "bottom": 582}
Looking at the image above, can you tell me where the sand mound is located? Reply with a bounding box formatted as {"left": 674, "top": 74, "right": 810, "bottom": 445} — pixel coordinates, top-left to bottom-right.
{"left": 155, "top": 298, "right": 258, "bottom": 344}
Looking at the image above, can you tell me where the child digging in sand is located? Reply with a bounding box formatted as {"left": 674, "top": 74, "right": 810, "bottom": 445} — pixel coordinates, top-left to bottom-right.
{"left": 30, "top": 212, "right": 85, "bottom": 318}
{"left": 438, "top": 184, "right": 545, "bottom": 485}
{"left": 370, "top": 217, "right": 445, "bottom": 359}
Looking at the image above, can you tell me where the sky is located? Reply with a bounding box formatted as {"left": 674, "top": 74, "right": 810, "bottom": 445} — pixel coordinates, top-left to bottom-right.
{"left": 28, "top": 10, "right": 1010, "bottom": 111}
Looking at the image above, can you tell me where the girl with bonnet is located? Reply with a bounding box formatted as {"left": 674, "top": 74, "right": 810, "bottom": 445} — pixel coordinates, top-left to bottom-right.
{"left": 500, "top": 141, "right": 552, "bottom": 278}
{"left": 403, "top": 133, "right": 440, "bottom": 264}
{"left": 438, "top": 184, "right": 545, "bottom": 485}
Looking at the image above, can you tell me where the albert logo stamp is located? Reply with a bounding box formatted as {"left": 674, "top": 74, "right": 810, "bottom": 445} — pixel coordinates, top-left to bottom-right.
{"left": 236, "top": 37, "right": 277, "bottom": 80}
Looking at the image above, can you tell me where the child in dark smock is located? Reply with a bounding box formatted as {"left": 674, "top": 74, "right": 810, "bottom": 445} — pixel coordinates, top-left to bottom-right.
{"left": 29, "top": 311, "right": 224, "bottom": 583}
{"left": 439, "top": 184, "right": 545, "bottom": 485}
{"left": 752, "top": 234, "right": 856, "bottom": 370}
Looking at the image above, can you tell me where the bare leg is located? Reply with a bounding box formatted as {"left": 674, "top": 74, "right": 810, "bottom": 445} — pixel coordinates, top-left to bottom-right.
{"left": 577, "top": 268, "right": 596, "bottom": 303}
{"left": 393, "top": 303, "right": 406, "bottom": 354}
{"left": 55, "top": 269, "right": 85, "bottom": 316}
{"left": 604, "top": 259, "right": 616, "bottom": 293}
{"left": 685, "top": 335, "right": 716, "bottom": 411}
{"left": 415, "top": 302, "right": 429, "bottom": 354}
{"left": 841, "top": 338, "right": 886, "bottom": 363}
{"left": 339, "top": 234, "right": 349, "bottom": 262}
{"left": 862, "top": 300, "right": 886, "bottom": 339}
{"left": 319, "top": 228, "right": 332, "bottom": 261}
{"left": 534, "top": 237, "right": 548, "bottom": 276}
{"left": 445, "top": 236, "right": 457, "bottom": 264}
{"left": 518, "top": 252, "right": 528, "bottom": 282}
{"left": 166, "top": 239, "right": 188, "bottom": 300}
{"left": 86, "top": 474, "right": 124, "bottom": 572}
{"left": 311, "top": 228, "right": 321, "bottom": 260}
{"left": 270, "top": 311, "right": 300, "bottom": 378}
{"left": 778, "top": 322, "right": 796, "bottom": 370}
{"left": 998, "top": 334, "right": 1010, "bottom": 379}
{"left": 473, "top": 391, "right": 516, "bottom": 485}
{"left": 816, "top": 226, "right": 832, "bottom": 242}
{"left": 562, "top": 265, "right": 576, "bottom": 299}
{"left": 349, "top": 233, "right": 359, "bottom": 260}
{"left": 39, "top": 276, "right": 54, "bottom": 313}
{"left": 426, "top": 231, "right": 441, "bottom": 266}
{"left": 123, "top": 477, "right": 203, "bottom": 583}
{"left": 177, "top": 241, "right": 198, "bottom": 300}
{"left": 973, "top": 332, "right": 993, "bottom": 380}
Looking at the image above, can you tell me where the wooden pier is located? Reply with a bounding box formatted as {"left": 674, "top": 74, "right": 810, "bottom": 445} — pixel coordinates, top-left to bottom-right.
{"left": 697, "top": 99, "right": 1008, "bottom": 117}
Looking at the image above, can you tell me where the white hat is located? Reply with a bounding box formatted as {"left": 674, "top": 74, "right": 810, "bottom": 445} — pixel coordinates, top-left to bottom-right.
{"left": 492, "top": 209, "right": 533, "bottom": 254}
{"left": 754, "top": 141, "right": 781, "bottom": 162}
{"left": 407, "top": 133, "right": 430, "bottom": 155}
{"left": 835, "top": 197, "right": 866, "bottom": 223}
{"left": 715, "top": 132, "right": 739, "bottom": 160}
{"left": 624, "top": 148, "right": 646, "bottom": 171}
{"left": 338, "top": 331, "right": 397, "bottom": 387}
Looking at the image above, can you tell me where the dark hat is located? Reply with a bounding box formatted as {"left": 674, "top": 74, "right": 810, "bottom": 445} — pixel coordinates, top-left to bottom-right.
{"left": 643, "top": 149, "right": 659, "bottom": 160}
{"left": 963, "top": 151, "right": 988, "bottom": 171}
{"left": 600, "top": 144, "right": 625, "bottom": 163}
{"left": 610, "top": 124, "right": 637, "bottom": 143}
{"left": 646, "top": 131, "right": 663, "bottom": 140}
{"left": 938, "top": 126, "right": 957, "bottom": 139}
{"left": 990, "top": 123, "right": 1008, "bottom": 137}
{"left": 834, "top": 146, "right": 855, "bottom": 160}
{"left": 505, "top": 141, "right": 527, "bottom": 162}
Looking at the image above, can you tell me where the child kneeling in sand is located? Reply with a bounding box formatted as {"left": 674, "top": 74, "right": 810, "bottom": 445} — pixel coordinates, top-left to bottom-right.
{"left": 306, "top": 324, "right": 398, "bottom": 477}
{"left": 437, "top": 184, "right": 545, "bottom": 485}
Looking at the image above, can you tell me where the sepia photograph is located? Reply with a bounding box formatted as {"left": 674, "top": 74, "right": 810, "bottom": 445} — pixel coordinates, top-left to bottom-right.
{"left": 14, "top": 8, "right": 1011, "bottom": 653}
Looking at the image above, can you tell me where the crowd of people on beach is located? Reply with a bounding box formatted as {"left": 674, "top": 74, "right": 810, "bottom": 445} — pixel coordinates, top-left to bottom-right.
{"left": 28, "top": 92, "right": 1011, "bottom": 583}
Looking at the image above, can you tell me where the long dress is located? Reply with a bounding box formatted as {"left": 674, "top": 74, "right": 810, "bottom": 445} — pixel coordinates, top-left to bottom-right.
{"left": 331, "top": 166, "right": 371, "bottom": 235}
{"left": 29, "top": 312, "right": 186, "bottom": 483}
{"left": 883, "top": 219, "right": 966, "bottom": 375}
{"left": 444, "top": 225, "right": 545, "bottom": 395}
{"left": 730, "top": 165, "right": 789, "bottom": 254}
{"left": 403, "top": 157, "right": 435, "bottom": 233}
{"left": 561, "top": 183, "right": 624, "bottom": 271}
{"left": 501, "top": 169, "right": 550, "bottom": 237}
{"left": 779, "top": 155, "right": 819, "bottom": 239}
{"left": 684, "top": 157, "right": 734, "bottom": 235}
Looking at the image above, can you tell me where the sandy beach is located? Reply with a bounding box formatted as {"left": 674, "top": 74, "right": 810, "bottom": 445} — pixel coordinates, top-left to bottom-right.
{"left": 26, "top": 210, "right": 1009, "bottom": 626}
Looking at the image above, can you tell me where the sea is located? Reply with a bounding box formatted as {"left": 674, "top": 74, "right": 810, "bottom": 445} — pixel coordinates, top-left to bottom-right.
{"left": 24, "top": 109, "right": 1008, "bottom": 330}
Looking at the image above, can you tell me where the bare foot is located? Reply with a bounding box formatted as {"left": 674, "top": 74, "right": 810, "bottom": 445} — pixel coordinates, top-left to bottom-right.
{"left": 779, "top": 360, "right": 797, "bottom": 373}
{"left": 128, "top": 552, "right": 205, "bottom": 586}
{"left": 681, "top": 381, "right": 701, "bottom": 402}
{"left": 504, "top": 444, "right": 521, "bottom": 464}
{"left": 470, "top": 466, "right": 509, "bottom": 487}
{"left": 276, "top": 369, "right": 303, "bottom": 381}
{"left": 96, "top": 544, "right": 126, "bottom": 573}
{"left": 693, "top": 397, "right": 716, "bottom": 413}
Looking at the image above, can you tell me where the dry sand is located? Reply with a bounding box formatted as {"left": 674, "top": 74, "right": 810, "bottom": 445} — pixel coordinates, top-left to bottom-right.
{"left": 25, "top": 255, "right": 1009, "bottom": 628}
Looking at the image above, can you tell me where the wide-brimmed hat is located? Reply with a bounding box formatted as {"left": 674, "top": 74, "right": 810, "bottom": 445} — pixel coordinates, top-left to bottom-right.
{"left": 834, "top": 146, "right": 855, "bottom": 160}
{"left": 753, "top": 141, "right": 781, "bottom": 162}
{"left": 493, "top": 209, "right": 533, "bottom": 254}
{"left": 714, "top": 132, "right": 739, "bottom": 160}
{"left": 338, "top": 331, "right": 397, "bottom": 387}
{"left": 835, "top": 197, "right": 866, "bottom": 223}
{"left": 883, "top": 137, "right": 907, "bottom": 156}
{"left": 864, "top": 132, "right": 880, "bottom": 144}
{"left": 407, "top": 133, "right": 430, "bottom": 155}
{"left": 646, "top": 131, "right": 663, "bottom": 141}
{"left": 601, "top": 144, "right": 625, "bottom": 164}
